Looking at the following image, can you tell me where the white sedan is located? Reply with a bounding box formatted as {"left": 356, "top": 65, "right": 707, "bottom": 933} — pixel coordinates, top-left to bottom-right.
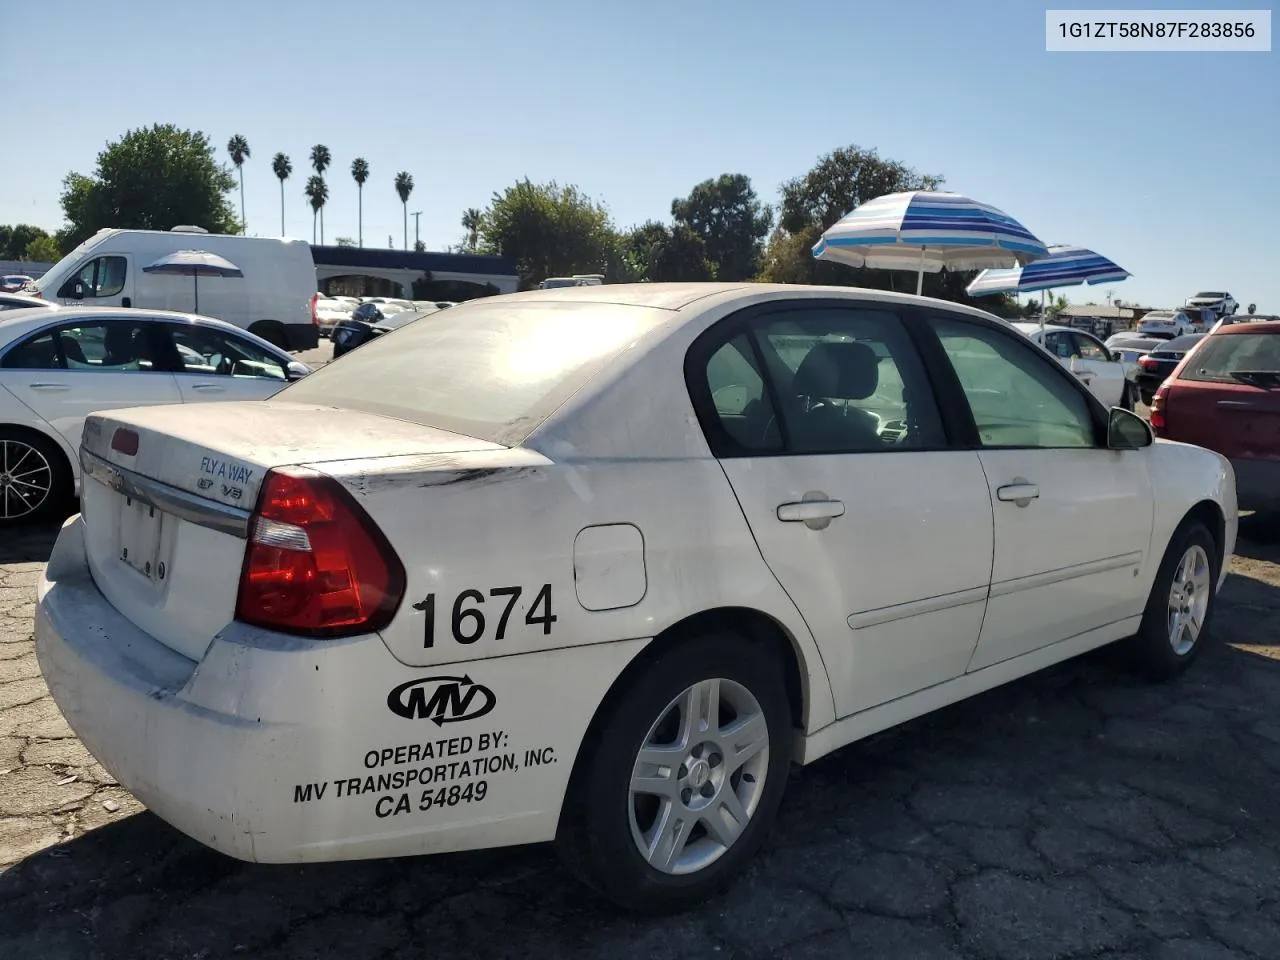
{"left": 35, "top": 283, "right": 1236, "bottom": 912}
{"left": 1015, "top": 322, "right": 1138, "bottom": 409}
{"left": 0, "top": 307, "right": 310, "bottom": 525}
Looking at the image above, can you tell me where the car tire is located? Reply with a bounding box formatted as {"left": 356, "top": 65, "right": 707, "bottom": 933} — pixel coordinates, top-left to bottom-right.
{"left": 1123, "top": 520, "right": 1219, "bottom": 680}
{"left": 556, "top": 631, "right": 794, "bottom": 914}
{"left": 0, "top": 428, "right": 72, "bottom": 527}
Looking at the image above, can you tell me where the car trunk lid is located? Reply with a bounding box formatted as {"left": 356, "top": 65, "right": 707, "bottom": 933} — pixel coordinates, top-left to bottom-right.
{"left": 78, "top": 401, "right": 505, "bottom": 662}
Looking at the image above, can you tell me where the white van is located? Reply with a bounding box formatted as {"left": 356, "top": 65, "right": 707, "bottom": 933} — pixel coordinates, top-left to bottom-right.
{"left": 29, "top": 227, "right": 320, "bottom": 351}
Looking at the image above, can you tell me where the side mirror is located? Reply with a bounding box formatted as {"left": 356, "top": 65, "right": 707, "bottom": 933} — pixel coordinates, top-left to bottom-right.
{"left": 72, "top": 282, "right": 86, "bottom": 301}
{"left": 285, "top": 361, "right": 311, "bottom": 381}
{"left": 1108, "top": 407, "right": 1153, "bottom": 450}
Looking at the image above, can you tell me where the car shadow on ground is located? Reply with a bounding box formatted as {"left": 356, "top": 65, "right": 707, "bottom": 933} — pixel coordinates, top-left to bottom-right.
{"left": 0, "top": 518, "right": 63, "bottom": 565}
{"left": 5, "top": 535, "right": 1280, "bottom": 958}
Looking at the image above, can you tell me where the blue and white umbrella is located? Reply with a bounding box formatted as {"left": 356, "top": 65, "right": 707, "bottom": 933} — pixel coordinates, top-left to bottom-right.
{"left": 965, "top": 245, "right": 1130, "bottom": 297}
{"left": 143, "top": 249, "right": 243, "bottom": 314}
{"left": 812, "top": 191, "right": 1049, "bottom": 295}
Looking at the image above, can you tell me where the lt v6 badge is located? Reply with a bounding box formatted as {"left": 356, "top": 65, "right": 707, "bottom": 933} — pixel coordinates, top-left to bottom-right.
{"left": 387, "top": 675, "right": 496, "bottom": 726}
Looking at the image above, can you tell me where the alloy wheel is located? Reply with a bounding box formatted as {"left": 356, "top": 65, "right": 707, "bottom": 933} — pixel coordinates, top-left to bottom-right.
{"left": 0, "top": 439, "right": 54, "bottom": 520}
{"left": 1167, "top": 543, "right": 1211, "bottom": 656}
{"left": 628, "top": 678, "right": 771, "bottom": 875}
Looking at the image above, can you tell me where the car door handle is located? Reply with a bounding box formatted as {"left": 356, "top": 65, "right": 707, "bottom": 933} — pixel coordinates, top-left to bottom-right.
{"left": 28, "top": 383, "right": 70, "bottom": 391}
{"left": 996, "top": 482, "right": 1040, "bottom": 506}
{"left": 777, "top": 499, "right": 846, "bottom": 523}
{"left": 189, "top": 383, "right": 226, "bottom": 392}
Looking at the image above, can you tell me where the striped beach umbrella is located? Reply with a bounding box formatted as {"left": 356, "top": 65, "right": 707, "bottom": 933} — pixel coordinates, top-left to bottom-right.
{"left": 812, "top": 191, "right": 1049, "bottom": 295}
{"left": 966, "top": 245, "right": 1131, "bottom": 297}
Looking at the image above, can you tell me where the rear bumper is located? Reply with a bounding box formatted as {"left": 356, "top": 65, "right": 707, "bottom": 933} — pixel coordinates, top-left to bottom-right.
{"left": 35, "top": 514, "right": 646, "bottom": 863}
{"left": 1230, "top": 458, "right": 1280, "bottom": 513}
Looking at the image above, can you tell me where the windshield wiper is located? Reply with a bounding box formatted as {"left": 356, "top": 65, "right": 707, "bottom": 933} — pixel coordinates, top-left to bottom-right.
{"left": 1229, "top": 370, "right": 1280, "bottom": 388}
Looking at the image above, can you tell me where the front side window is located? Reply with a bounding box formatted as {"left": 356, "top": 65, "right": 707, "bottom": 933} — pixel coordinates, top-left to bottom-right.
{"left": 58, "top": 256, "right": 127, "bottom": 299}
{"left": 0, "top": 332, "right": 61, "bottom": 370}
{"left": 934, "top": 318, "right": 1095, "bottom": 449}
{"left": 165, "top": 324, "right": 287, "bottom": 380}
{"left": 55, "top": 321, "right": 158, "bottom": 372}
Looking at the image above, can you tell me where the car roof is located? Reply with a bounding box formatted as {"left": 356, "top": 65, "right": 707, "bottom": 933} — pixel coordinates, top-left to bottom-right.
{"left": 1012, "top": 322, "right": 1080, "bottom": 336}
{"left": 497, "top": 281, "right": 1008, "bottom": 323}
{"left": 0, "top": 306, "right": 279, "bottom": 346}
{"left": 1214, "top": 319, "right": 1280, "bottom": 336}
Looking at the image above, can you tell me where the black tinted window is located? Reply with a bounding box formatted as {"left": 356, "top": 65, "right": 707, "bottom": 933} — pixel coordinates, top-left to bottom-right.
{"left": 0, "top": 332, "right": 62, "bottom": 369}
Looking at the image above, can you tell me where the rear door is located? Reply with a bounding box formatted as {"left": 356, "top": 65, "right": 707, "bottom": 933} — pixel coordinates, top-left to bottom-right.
{"left": 928, "top": 315, "right": 1154, "bottom": 671}
{"left": 690, "top": 301, "right": 994, "bottom": 718}
{"left": 0, "top": 317, "right": 181, "bottom": 454}
{"left": 158, "top": 321, "right": 292, "bottom": 403}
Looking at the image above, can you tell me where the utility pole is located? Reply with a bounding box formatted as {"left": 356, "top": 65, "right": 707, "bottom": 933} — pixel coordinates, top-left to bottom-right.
{"left": 411, "top": 211, "right": 423, "bottom": 250}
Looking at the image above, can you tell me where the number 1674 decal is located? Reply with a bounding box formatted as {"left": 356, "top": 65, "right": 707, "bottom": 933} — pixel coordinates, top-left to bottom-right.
{"left": 413, "top": 583, "right": 557, "bottom": 648}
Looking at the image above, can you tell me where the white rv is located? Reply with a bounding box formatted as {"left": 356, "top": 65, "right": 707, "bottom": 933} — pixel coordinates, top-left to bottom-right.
{"left": 29, "top": 227, "right": 320, "bottom": 351}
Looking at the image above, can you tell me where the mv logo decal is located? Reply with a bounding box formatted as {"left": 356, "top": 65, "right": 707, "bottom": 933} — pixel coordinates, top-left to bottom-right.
{"left": 387, "top": 675, "right": 496, "bottom": 726}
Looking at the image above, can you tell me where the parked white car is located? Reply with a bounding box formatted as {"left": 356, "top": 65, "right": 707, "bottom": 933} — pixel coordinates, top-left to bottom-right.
{"left": 1014, "top": 322, "right": 1137, "bottom": 408}
{"left": 1184, "top": 291, "right": 1237, "bottom": 318}
{"left": 1138, "top": 310, "right": 1197, "bottom": 338}
{"left": 35, "top": 283, "right": 1237, "bottom": 912}
{"left": 0, "top": 292, "right": 56, "bottom": 313}
{"left": 0, "top": 307, "right": 309, "bottom": 524}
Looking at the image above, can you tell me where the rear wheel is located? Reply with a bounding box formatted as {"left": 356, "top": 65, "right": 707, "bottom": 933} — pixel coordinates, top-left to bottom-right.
{"left": 0, "top": 428, "right": 72, "bottom": 526}
{"left": 1123, "top": 520, "right": 1219, "bottom": 679}
{"left": 556, "top": 632, "right": 793, "bottom": 913}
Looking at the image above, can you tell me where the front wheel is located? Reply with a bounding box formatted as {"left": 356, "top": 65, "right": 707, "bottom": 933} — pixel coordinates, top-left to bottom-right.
{"left": 556, "top": 632, "right": 793, "bottom": 913}
{"left": 1123, "top": 520, "right": 1219, "bottom": 679}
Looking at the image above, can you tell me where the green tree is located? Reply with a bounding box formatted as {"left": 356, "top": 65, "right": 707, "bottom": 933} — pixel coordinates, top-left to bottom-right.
{"left": 305, "top": 175, "right": 328, "bottom": 244}
{"left": 394, "top": 172, "right": 414, "bottom": 250}
{"left": 622, "top": 220, "right": 714, "bottom": 282}
{"left": 226, "top": 134, "right": 250, "bottom": 234}
{"left": 24, "top": 235, "right": 61, "bottom": 262}
{"left": 478, "top": 179, "right": 621, "bottom": 288}
{"left": 0, "top": 224, "right": 52, "bottom": 261}
{"left": 272, "top": 152, "right": 292, "bottom": 236}
{"left": 460, "top": 207, "right": 482, "bottom": 252}
{"left": 351, "top": 157, "right": 369, "bottom": 247}
{"left": 57, "top": 124, "right": 238, "bottom": 249}
{"left": 310, "top": 145, "right": 331, "bottom": 239}
{"left": 671, "top": 174, "right": 772, "bottom": 281}
{"left": 778, "top": 143, "right": 944, "bottom": 234}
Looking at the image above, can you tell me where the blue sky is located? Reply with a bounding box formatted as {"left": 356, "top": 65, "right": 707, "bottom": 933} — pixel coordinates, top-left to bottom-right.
{"left": 2, "top": 0, "right": 1276, "bottom": 310}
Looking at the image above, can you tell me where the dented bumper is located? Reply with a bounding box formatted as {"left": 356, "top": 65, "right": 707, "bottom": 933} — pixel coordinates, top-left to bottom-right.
{"left": 35, "top": 514, "right": 648, "bottom": 863}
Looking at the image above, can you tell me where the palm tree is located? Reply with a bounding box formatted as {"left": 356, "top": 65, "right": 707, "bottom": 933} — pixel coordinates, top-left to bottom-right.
{"left": 226, "top": 135, "right": 250, "bottom": 234}
{"left": 461, "top": 207, "right": 482, "bottom": 252}
{"left": 271, "top": 152, "right": 292, "bottom": 236}
{"left": 394, "top": 172, "right": 414, "bottom": 250}
{"left": 304, "top": 175, "right": 328, "bottom": 245}
{"left": 310, "top": 144, "right": 331, "bottom": 240}
{"left": 351, "top": 158, "right": 370, "bottom": 247}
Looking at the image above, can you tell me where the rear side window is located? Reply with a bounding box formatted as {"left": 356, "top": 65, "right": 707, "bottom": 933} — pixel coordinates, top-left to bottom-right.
{"left": 1, "top": 332, "right": 62, "bottom": 369}
{"left": 1180, "top": 333, "right": 1280, "bottom": 386}
{"left": 55, "top": 321, "right": 161, "bottom": 372}
{"left": 278, "top": 300, "right": 666, "bottom": 445}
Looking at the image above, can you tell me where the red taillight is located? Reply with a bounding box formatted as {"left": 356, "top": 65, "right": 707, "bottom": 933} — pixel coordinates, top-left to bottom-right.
{"left": 309, "top": 292, "right": 320, "bottom": 326}
{"left": 1138, "top": 357, "right": 1160, "bottom": 371}
{"left": 1150, "top": 391, "right": 1166, "bottom": 432}
{"left": 111, "top": 428, "right": 139, "bottom": 456}
{"left": 235, "top": 468, "right": 405, "bottom": 636}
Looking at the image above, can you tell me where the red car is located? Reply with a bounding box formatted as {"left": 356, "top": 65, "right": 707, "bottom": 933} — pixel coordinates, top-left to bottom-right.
{"left": 1151, "top": 320, "right": 1280, "bottom": 513}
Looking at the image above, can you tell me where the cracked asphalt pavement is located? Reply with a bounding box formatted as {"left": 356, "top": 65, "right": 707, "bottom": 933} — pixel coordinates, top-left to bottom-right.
{"left": 5, "top": 516, "right": 1280, "bottom": 960}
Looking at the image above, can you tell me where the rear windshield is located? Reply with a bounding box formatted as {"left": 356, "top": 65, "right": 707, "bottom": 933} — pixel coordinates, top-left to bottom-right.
{"left": 278, "top": 299, "right": 666, "bottom": 445}
{"left": 1180, "top": 333, "right": 1280, "bottom": 386}
{"left": 1163, "top": 334, "right": 1206, "bottom": 352}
